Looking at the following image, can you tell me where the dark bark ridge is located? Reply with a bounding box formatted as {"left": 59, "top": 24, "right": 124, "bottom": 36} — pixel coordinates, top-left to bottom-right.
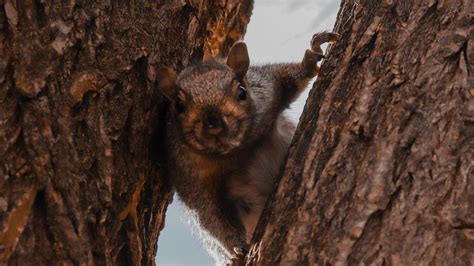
{"left": 248, "top": 0, "right": 473, "bottom": 265}
{"left": 0, "top": 1, "right": 252, "bottom": 265}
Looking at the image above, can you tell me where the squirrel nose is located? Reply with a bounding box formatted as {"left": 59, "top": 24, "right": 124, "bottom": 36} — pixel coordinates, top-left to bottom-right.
{"left": 203, "top": 110, "right": 224, "bottom": 135}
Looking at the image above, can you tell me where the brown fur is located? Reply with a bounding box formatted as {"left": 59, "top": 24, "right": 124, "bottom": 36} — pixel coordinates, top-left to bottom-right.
{"left": 157, "top": 32, "right": 339, "bottom": 263}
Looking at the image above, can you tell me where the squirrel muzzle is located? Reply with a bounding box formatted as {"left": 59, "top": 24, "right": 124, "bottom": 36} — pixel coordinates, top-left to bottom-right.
{"left": 203, "top": 109, "right": 225, "bottom": 135}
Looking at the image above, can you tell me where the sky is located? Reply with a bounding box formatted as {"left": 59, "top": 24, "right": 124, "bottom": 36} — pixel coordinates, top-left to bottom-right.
{"left": 155, "top": 1, "right": 339, "bottom": 265}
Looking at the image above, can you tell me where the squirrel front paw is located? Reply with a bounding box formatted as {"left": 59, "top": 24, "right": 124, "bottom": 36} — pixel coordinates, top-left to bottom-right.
{"left": 311, "top": 31, "right": 340, "bottom": 54}
{"left": 302, "top": 31, "right": 340, "bottom": 76}
{"left": 227, "top": 246, "right": 248, "bottom": 266}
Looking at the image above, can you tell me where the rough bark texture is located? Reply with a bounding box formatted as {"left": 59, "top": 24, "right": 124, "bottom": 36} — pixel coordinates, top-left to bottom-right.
{"left": 0, "top": 1, "right": 252, "bottom": 265}
{"left": 248, "top": 0, "right": 473, "bottom": 265}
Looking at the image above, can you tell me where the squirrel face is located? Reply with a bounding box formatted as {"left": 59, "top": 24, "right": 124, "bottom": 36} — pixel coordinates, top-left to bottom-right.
{"left": 175, "top": 64, "right": 254, "bottom": 155}
{"left": 157, "top": 43, "right": 253, "bottom": 155}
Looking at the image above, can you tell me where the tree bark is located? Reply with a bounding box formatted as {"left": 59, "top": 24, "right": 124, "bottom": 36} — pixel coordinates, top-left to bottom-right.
{"left": 248, "top": 0, "right": 472, "bottom": 265}
{"left": 0, "top": 1, "right": 252, "bottom": 265}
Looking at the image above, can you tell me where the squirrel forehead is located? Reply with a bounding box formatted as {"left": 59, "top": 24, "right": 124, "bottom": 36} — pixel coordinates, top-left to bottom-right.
{"left": 177, "top": 66, "right": 236, "bottom": 100}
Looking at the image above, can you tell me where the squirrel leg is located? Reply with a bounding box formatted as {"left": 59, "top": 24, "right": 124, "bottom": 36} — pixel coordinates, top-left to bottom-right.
{"left": 195, "top": 197, "right": 248, "bottom": 258}
{"left": 272, "top": 31, "right": 339, "bottom": 109}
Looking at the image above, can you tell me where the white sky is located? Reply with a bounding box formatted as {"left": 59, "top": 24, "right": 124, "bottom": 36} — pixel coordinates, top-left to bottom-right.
{"left": 156, "top": 1, "right": 339, "bottom": 265}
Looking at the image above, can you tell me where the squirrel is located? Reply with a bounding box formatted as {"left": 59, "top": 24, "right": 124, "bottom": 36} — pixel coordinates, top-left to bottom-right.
{"left": 156, "top": 31, "right": 339, "bottom": 264}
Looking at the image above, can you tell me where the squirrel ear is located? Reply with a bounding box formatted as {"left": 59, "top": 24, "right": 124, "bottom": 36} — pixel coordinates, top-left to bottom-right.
{"left": 227, "top": 42, "right": 249, "bottom": 80}
{"left": 156, "top": 67, "right": 177, "bottom": 100}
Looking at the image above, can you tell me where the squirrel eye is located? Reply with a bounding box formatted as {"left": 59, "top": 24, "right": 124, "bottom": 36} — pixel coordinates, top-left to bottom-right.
{"left": 175, "top": 98, "right": 185, "bottom": 113}
{"left": 237, "top": 85, "right": 247, "bottom": 101}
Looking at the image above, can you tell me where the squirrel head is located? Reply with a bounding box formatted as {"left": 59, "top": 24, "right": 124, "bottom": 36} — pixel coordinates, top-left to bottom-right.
{"left": 157, "top": 42, "right": 254, "bottom": 155}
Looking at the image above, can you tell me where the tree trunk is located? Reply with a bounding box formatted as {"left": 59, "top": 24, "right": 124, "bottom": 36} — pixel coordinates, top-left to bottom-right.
{"left": 248, "top": 0, "right": 472, "bottom": 265}
{"left": 0, "top": 1, "right": 252, "bottom": 265}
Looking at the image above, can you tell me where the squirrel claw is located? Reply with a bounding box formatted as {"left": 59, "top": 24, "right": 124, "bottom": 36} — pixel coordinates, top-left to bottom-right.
{"left": 227, "top": 246, "right": 248, "bottom": 266}
{"left": 311, "top": 31, "right": 340, "bottom": 46}
{"left": 233, "top": 247, "right": 247, "bottom": 256}
{"left": 310, "top": 31, "right": 340, "bottom": 54}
